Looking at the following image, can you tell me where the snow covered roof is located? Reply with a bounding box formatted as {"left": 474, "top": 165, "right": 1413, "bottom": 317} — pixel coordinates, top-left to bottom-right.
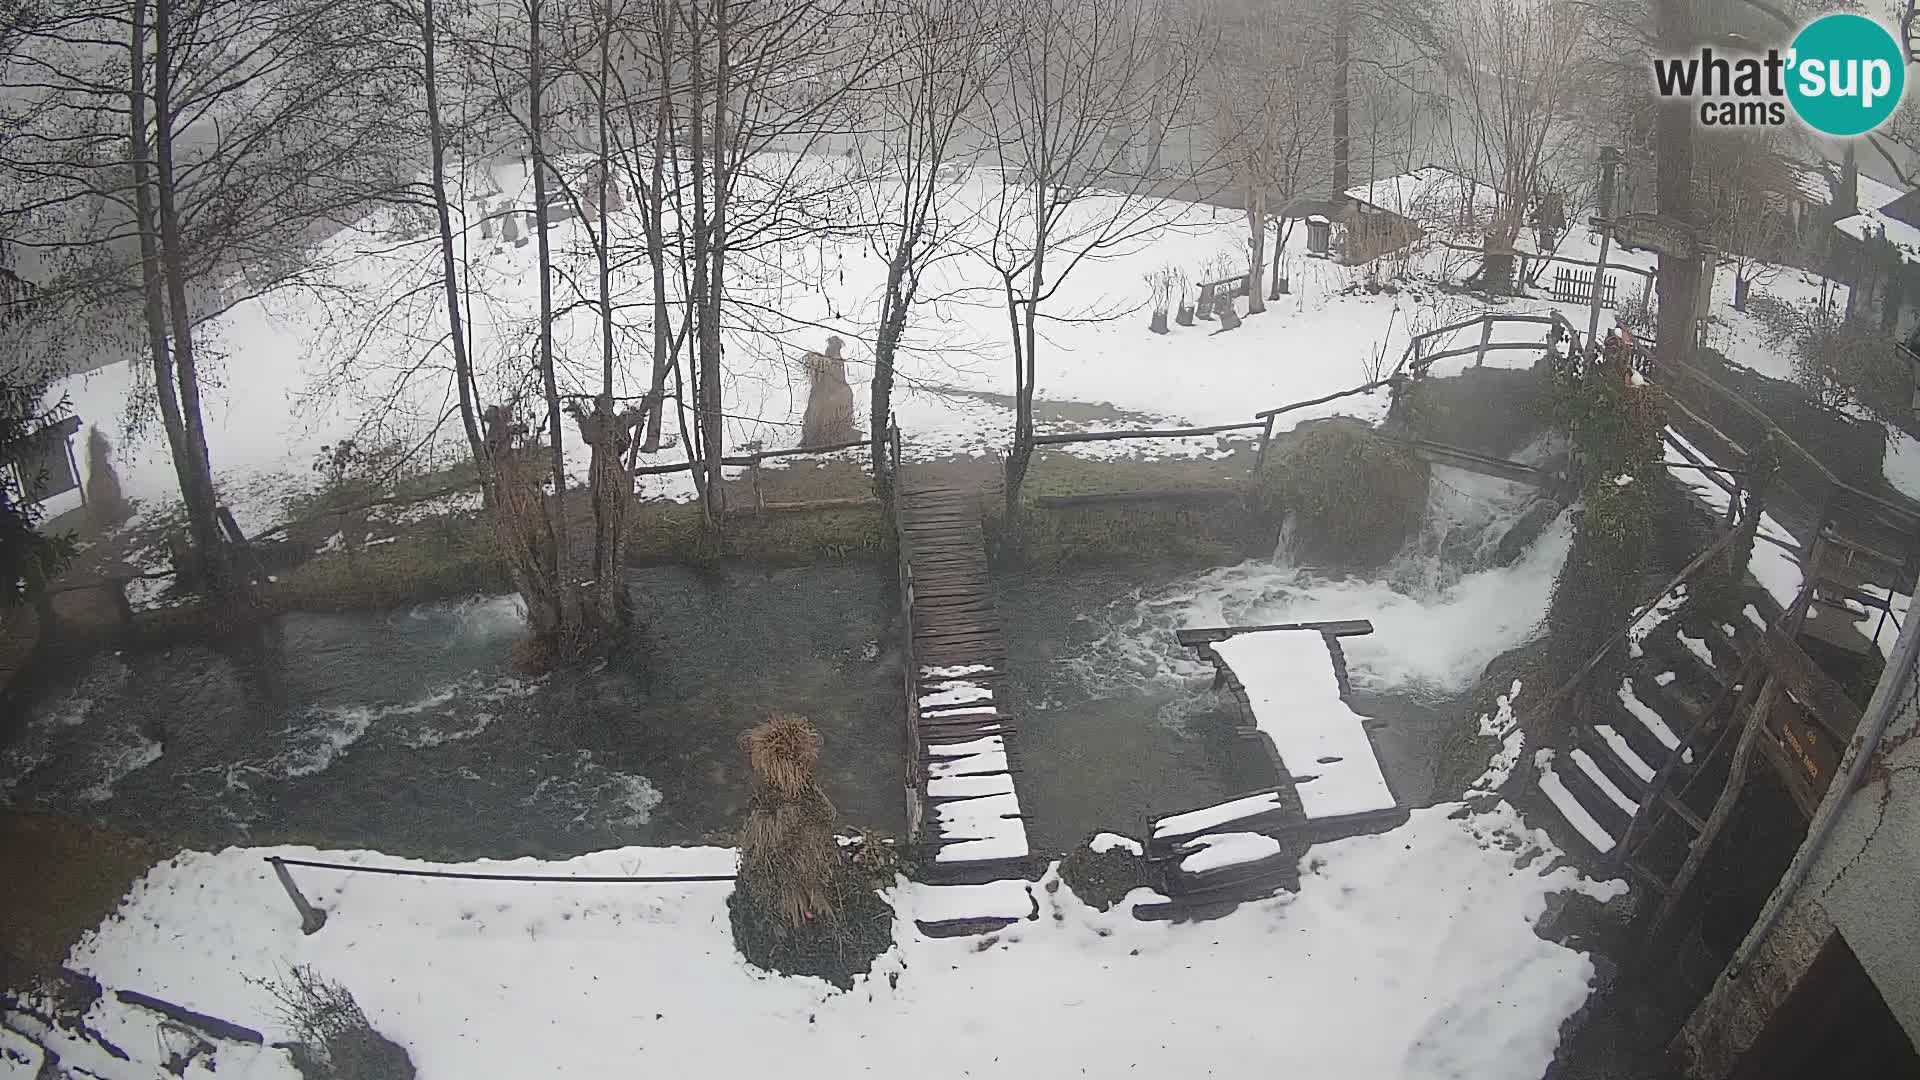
{"left": 1344, "top": 167, "right": 1500, "bottom": 230}
{"left": 1211, "top": 631, "right": 1396, "bottom": 819}
{"left": 1790, "top": 161, "right": 1905, "bottom": 213}
{"left": 1835, "top": 207, "right": 1920, "bottom": 266}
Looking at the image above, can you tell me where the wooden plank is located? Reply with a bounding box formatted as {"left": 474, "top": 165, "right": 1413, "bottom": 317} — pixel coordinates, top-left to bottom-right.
{"left": 1759, "top": 629, "right": 1863, "bottom": 743}
{"left": 1647, "top": 681, "right": 1776, "bottom": 940}
{"left": 1175, "top": 620, "right": 1374, "bottom": 645}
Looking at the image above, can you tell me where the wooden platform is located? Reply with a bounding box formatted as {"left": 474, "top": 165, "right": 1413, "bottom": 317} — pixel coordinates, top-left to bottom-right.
{"left": 896, "top": 481, "right": 1032, "bottom": 881}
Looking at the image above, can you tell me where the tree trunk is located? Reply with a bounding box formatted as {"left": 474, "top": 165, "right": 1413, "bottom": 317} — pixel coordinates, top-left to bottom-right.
{"left": 423, "top": 0, "right": 487, "bottom": 479}
{"left": 687, "top": 1, "right": 722, "bottom": 536}
{"left": 1269, "top": 215, "right": 1286, "bottom": 298}
{"left": 1246, "top": 187, "right": 1267, "bottom": 314}
{"left": 1004, "top": 223, "right": 1045, "bottom": 520}
{"left": 699, "top": 0, "right": 732, "bottom": 539}
{"left": 1653, "top": 1, "right": 1700, "bottom": 370}
{"left": 588, "top": 0, "right": 628, "bottom": 631}
{"left": 1330, "top": 0, "right": 1351, "bottom": 201}
{"left": 128, "top": 0, "right": 193, "bottom": 537}
{"left": 151, "top": 0, "right": 235, "bottom": 596}
{"left": 1733, "top": 269, "right": 1749, "bottom": 311}
{"left": 872, "top": 247, "right": 910, "bottom": 497}
{"left": 529, "top": 0, "right": 569, "bottom": 630}
{"left": 641, "top": 84, "right": 673, "bottom": 452}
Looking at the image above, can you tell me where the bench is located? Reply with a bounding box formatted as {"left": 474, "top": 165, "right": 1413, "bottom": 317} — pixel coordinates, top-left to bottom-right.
{"left": 1195, "top": 273, "right": 1250, "bottom": 319}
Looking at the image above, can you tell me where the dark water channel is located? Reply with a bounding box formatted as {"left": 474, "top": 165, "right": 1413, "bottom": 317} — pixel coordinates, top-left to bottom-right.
{"left": 993, "top": 559, "right": 1485, "bottom": 854}
{"left": 1, "top": 565, "right": 905, "bottom": 858}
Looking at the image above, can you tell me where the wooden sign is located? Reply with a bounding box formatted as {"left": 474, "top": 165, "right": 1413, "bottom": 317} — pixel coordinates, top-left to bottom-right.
{"left": 1612, "top": 212, "right": 1699, "bottom": 260}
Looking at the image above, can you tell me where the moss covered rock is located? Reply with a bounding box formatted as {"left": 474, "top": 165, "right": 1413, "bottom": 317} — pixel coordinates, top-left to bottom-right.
{"left": 728, "top": 867, "right": 894, "bottom": 990}
{"left": 1058, "top": 836, "right": 1158, "bottom": 912}
{"left": 1252, "top": 420, "right": 1429, "bottom": 570}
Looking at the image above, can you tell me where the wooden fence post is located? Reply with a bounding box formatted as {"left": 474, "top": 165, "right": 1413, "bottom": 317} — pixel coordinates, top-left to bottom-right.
{"left": 1254, "top": 414, "right": 1278, "bottom": 475}
{"left": 267, "top": 857, "right": 328, "bottom": 935}
{"left": 1475, "top": 315, "right": 1494, "bottom": 368}
{"left": 750, "top": 456, "right": 766, "bottom": 516}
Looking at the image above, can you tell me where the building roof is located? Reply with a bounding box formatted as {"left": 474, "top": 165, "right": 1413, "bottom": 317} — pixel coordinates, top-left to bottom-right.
{"left": 1790, "top": 161, "right": 1906, "bottom": 214}
{"left": 1344, "top": 166, "right": 1501, "bottom": 230}
{"left": 1835, "top": 208, "right": 1920, "bottom": 266}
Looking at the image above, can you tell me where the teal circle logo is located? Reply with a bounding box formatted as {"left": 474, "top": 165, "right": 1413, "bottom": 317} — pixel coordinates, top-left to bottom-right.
{"left": 1787, "top": 14, "right": 1905, "bottom": 136}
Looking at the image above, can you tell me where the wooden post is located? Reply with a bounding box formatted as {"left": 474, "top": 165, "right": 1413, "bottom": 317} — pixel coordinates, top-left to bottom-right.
{"left": 267, "top": 857, "right": 328, "bottom": 935}
{"left": 750, "top": 457, "right": 765, "bottom": 515}
{"left": 1475, "top": 315, "right": 1494, "bottom": 367}
{"left": 1254, "top": 414, "right": 1278, "bottom": 475}
{"left": 66, "top": 435, "right": 86, "bottom": 509}
{"left": 1588, "top": 228, "right": 1615, "bottom": 349}
{"left": 1645, "top": 679, "right": 1777, "bottom": 941}
{"left": 109, "top": 576, "right": 134, "bottom": 627}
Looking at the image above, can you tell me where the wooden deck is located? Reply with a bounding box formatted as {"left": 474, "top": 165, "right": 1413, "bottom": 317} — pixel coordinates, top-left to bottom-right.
{"left": 1135, "top": 621, "right": 1409, "bottom": 920}
{"left": 895, "top": 481, "right": 1033, "bottom": 885}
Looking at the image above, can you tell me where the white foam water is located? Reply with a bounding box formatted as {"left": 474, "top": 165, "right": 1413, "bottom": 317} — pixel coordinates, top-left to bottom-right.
{"left": 77, "top": 721, "right": 165, "bottom": 803}
{"left": 1068, "top": 457, "right": 1574, "bottom": 702}
{"left": 524, "top": 750, "right": 664, "bottom": 831}
{"left": 411, "top": 594, "right": 530, "bottom": 644}
{"left": 273, "top": 673, "right": 535, "bottom": 775}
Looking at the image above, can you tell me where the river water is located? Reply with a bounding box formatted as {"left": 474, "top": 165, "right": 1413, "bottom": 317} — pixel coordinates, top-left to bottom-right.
{"left": 1, "top": 565, "right": 905, "bottom": 859}
{"left": 2, "top": 464, "right": 1569, "bottom": 860}
{"left": 997, "top": 462, "right": 1575, "bottom": 850}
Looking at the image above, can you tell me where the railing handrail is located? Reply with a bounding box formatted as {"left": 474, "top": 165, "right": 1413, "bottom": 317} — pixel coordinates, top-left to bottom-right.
{"left": 1656, "top": 354, "right": 1920, "bottom": 532}
{"left": 1030, "top": 420, "right": 1266, "bottom": 447}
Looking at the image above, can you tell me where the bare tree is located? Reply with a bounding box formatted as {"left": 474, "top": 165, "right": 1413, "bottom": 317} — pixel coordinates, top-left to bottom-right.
{"left": 1, "top": 0, "right": 416, "bottom": 596}
{"left": 1208, "top": 20, "right": 1332, "bottom": 313}
{"left": 1697, "top": 130, "right": 1801, "bottom": 310}
{"left": 1439, "top": 0, "right": 1585, "bottom": 294}
{"left": 859, "top": 0, "right": 1003, "bottom": 494}
{"left": 983, "top": 0, "right": 1204, "bottom": 516}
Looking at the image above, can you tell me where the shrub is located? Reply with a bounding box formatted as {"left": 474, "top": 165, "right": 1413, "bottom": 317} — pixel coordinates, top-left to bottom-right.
{"left": 1754, "top": 295, "right": 1910, "bottom": 425}
{"left": 1251, "top": 420, "right": 1429, "bottom": 570}
{"left": 254, "top": 965, "right": 413, "bottom": 1080}
{"left": 1058, "top": 837, "right": 1158, "bottom": 912}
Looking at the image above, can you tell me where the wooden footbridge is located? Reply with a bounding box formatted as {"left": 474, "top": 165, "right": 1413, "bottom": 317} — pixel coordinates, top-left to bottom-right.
{"left": 894, "top": 476, "right": 1034, "bottom": 891}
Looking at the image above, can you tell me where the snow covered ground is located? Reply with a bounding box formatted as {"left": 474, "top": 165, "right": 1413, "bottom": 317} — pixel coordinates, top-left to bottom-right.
{"left": 41, "top": 801, "right": 1621, "bottom": 1080}
{"left": 46, "top": 155, "right": 1609, "bottom": 539}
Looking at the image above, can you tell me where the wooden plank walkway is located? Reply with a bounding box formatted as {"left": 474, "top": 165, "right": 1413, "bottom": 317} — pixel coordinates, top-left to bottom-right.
{"left": 1133, "top": 622, "right": 1408, "bottom": 920}
{"left": 896, "top": 481, "right": 1032, "bottom": 885}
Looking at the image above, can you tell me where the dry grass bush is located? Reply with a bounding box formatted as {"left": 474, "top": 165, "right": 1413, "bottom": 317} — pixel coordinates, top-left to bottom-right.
{"left": 739, "top": 713, "right": 841, "bottom": 928}
{"left": 730, "top": 713, "right": 894, "bottom": 988}
{"left": 1252, "top": 420, "right": 1430, "bottom": 569}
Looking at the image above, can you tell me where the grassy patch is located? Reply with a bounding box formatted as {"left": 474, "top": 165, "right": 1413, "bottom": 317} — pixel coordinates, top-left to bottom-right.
{"left": 0, "top": 813, "right": 177, "bottom": 972}
{"left": 274, "top": 518, "right": 506, "bottom": 611}
{"left": 1251, "top": 419, "right": 1428, "bottom": 570}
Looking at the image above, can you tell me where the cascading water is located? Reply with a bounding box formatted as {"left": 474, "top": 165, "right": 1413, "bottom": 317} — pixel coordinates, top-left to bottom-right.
{"left": 1066, "top": 439, "right": 1575, "bottom": 708}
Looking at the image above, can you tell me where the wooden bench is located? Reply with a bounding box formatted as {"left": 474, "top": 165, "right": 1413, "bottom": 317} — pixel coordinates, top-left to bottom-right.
{"left": 1195, "top": 273, "right": 1250, "bottom": 319}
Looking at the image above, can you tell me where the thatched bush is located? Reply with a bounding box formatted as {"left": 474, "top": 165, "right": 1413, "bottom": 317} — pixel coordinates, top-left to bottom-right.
{"left": 730, "top": 713, "right": 892, "bottom": 989}
{"left": 1251, "top": 420, "right": 1429, "bottom": 569}
{"left": 84, "top": 427, "right": 131, "bottom": 531}
{"left": 738, "top": 713, "right": 840, "bottom": 925}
